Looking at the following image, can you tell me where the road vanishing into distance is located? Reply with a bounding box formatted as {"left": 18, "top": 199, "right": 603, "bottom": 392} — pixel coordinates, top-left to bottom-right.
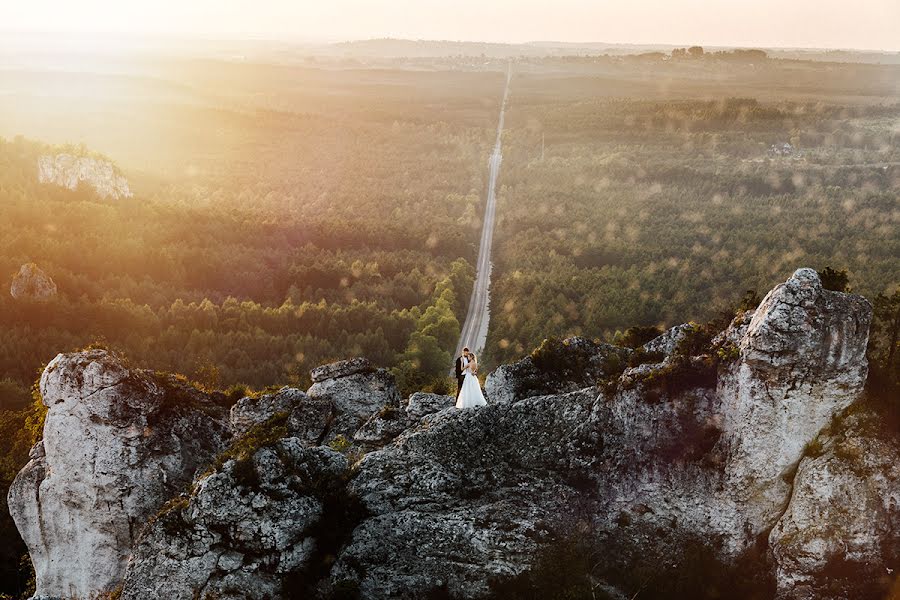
{"left": 455, "top": 65, "right": 511, "bottom": 360}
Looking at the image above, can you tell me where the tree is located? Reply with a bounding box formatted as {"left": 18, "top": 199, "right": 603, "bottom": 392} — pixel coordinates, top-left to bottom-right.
{"left": 618, "top": 326, "right": 663, "bottom": 349}
{"left": 873, "top": 291, "right": 900, "bottom": 369}
{"left": 688, "top": 46, "right": 705, "bottom": 58}
{"left": 818, "top": 267, "right": 850, "bottom": 293}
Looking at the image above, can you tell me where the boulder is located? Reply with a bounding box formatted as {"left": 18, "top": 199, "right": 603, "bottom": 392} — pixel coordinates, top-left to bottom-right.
{"left": 231, "top": 387, "right": 335, "bottom": 446}
{"left": 120, "top": 441, "right": 349, "bottom": 600}
{"left": 405, "top": 392, "right": 455, "bottom": 420}
{"left": 229, "top": 387, "right": 309, "bottom": 436}
{"left": 9, "top": 263, "right": 57, "bottom": 301}
{"left": 485, "top": 336, "right": 629, "bottom": 404}
{"left": 310, "top": 357, "right": 374, "bottom": 383}
{"left": 7, "top": 350, "right": 231, "bottom": 599}
{"left": 307, "top": 358, "right": 400, "bottom": 439}
{"left": 640, "top": 323, "right": 692, "bottom": 357}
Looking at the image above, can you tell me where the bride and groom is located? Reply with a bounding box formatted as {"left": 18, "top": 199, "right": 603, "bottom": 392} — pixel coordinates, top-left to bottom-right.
{"left": 454, "top": 347, "right": 487, "bottom": 408}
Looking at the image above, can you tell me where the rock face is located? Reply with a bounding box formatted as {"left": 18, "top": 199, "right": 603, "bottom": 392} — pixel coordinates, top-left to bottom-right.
{"left": 120, "top": 441, "right": 349, "bottom": 600}
{"left": 307, "top": 358, "right": 400, "bottom": 439}
{"left": 8, "top": 350, "right": 230, "bottom": 599}
{"left": 485, "top": 336, "right": 629, "bottom": 404}
{"left": 9, "top": 268, "right": 892, "bottom": 600}
{"left": 641, "top": 322, "right": 692, "bottom": 357}
{"left": 718, "top": 267, "right": 872, "bottom": 540}
{"left": 38, "top": 153, "right": 133, "bottom": 199}
{"left": 405, "top": 392, "right": 455, "bottom": 420}
{"left": 769, "top": 410, "right": 900, "bottom": 599}
{"left": 9, "top": 263, "right": 57, "bottom": 301}
{"left": 330, "top": 268, "right": 877, "bottom": 598}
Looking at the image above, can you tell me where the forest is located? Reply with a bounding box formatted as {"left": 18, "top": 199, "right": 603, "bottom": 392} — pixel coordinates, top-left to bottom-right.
{"left": 483, "top": 59, "right": 899, "bottom": 367}
{"left": 0, "top": 50, "right": 898, "bottom": 597}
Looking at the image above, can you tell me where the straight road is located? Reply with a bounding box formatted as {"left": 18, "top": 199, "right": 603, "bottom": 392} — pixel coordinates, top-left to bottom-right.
{"left": 455, "top": 65, "right": 511, "bottom": 359}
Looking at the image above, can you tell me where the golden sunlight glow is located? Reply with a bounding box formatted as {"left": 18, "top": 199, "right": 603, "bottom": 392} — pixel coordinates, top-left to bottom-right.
{"left": 1, "top": 0, "right": 898, "bottom": 50}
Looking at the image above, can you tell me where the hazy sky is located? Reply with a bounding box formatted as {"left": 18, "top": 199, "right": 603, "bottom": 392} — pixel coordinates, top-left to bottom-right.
{"left": 2, "top": 0, "right": 899, "bottom": 51}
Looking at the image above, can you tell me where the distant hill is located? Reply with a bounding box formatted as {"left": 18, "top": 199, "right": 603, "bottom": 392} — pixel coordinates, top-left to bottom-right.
{"left": 326, "top": 37, "right": 900, "bottom": 64}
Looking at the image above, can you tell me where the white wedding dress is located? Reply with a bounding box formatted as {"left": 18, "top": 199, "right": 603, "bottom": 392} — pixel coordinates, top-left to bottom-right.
{"left": 456, "top": 360, "right": 487, "bottom": 408}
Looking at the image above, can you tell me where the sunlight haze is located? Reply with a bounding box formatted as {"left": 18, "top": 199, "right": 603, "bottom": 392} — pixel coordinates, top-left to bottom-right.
{"left": 2, "top": 0, "right": 899, "bottom": 50}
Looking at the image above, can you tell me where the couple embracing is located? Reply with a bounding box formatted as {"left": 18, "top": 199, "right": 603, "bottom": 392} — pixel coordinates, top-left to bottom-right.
{"left": 454, "top": 347, "right": 487, "bottom": 408}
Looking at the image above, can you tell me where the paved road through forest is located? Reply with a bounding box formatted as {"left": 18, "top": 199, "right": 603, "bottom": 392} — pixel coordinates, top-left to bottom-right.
{"left": 455, "top": 65, "right": 511, "bottom": 359}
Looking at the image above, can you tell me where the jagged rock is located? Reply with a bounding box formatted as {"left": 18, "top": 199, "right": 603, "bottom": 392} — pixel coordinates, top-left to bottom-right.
{"left": 9, "top": 268, "right": 886, "bottom": 600}
{"left": 770, "top": 409, "right": 900, "bottom": 599}
{"left": 120, "top": 441, "right": 349, "bottom": 600}
{"left": 287, "top": 398, "right": 335, "bottom": 446}
{"left": 405, "top": 392, "right": 455, "bottom": 420}
{"left": 485, "top": 336, "right": 629, "bottom": 404}
{"left": 231, "top": 387, "right": 335, "bottom": 446}
{"left": 330, "top": 269, "right": 874, "bottom": 598}
{"left": 7, "top": 350, "right": 230, "bottom": 599}
{"left": 334, "top": 390, "right": 597, "bottom": 599}
{"left": 307, "top": 358, "right": 400, "bottom": 439}
{"left": 717, "top": 268, "right": 872, "bottom": 540}
{"left": 354, "top": 394, "right": 456, "bottom": 449}
{"left": 230, "top": 387, "right": 309, "bottom": 436}
{"left": 640, "top": 323, "right": 692, "bottom": 357}
{"left": 353, "top": 406, "right": 411, "bottom": 447}
{"left": 38, "top": 153, "right": 132, "bottom": 199}
{"left": 310, "top": 357, "right": 374, "bottom": 383}
{"left": 712, "top": 309, "right": 755, "bottom": 347}
{"left": 9, "top": 263, "right": 57, "bottom": 301}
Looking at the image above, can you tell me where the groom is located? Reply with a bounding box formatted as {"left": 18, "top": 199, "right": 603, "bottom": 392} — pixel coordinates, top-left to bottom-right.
{"left": 454, "top": 347, "right": 469, "bottom": 399}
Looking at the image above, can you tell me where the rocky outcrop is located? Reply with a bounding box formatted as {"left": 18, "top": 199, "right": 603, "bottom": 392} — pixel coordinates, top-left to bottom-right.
{"left": 231, "top": 387, "right": 335, "bottom": 445}
{"left": 9, "top": 268, "right": 890, "bottom": 600}
{"left": 120, "top": 441, "right": 349, "bottom": 600}
{"left": 405, "top": 392, "right": 455, "bottom": 420}
{"left": 641, "top": 322, "right": 692, "bottom": 357}
{"left": 8, "top": 350, "right": 230, "bottom": 599}
{"left": 9, "top": 263, "right": 57, "bottom": 301}
{"left": 717, "top": 267, "right": 872, "bottom": 542}
{"left": 485, "top": 336, "right": 630, "bottom": 404}
{"left": 770, "top": 409, "right": 900, "bottom": 599}
{"left": 355, "top": 393, "right": 455, "bottom": 448}
{"left": 307, "top": 358, "right": 400, "bottom": 440}
{"left": 38, "top": 153, "right": 132, "bottom": 200}
{"left": 329, "top": 269, "right": 877, "bottom": 598}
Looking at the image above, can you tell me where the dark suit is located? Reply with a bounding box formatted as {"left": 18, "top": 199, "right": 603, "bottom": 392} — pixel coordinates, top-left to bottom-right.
{"left": 454, "top": 356, "right": 465, "bottom": 398}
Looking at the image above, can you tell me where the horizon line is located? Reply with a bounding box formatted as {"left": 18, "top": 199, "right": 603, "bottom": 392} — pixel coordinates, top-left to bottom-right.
{"left": 0, "top": 31, "right": 898, "bottom": 54}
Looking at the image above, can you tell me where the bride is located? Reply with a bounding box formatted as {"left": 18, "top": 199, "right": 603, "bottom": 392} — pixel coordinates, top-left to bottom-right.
{"left": 456, "top": 350, "right": 487, "bottom": 408}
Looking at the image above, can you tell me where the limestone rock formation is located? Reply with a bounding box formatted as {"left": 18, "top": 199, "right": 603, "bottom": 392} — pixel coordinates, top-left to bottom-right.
{"left": 717, "top": 267, "right": 872, "bottom": 540}
{"left": 8, "top": 268, "right": 892, "bottom": 600}
{"left": 405, "top": 392, "right": 455, "bottom": 420}
{"left": 307, "top": 358, "right": 400, "bottom": 439}
{"left": 641, "top": 322, "right": 692, "bottom": 357}
{"left": 769, "top": 409, "right": 900, "bottom": 599}
{"left": 330, "top": 268, "right": 877, "bottom": 598}
{"left": 120, "top": 441, "right": 349, "bottom": 600}
{"left": 7, "top": 350, "right": 231, "bottom": 599}
{"left": 485, "top": 336, "right": 629, "bottom": 404}
{"left": 9, "top": 263, "right": 57, "bottom": 301}
{"left": 38, "top": 153, "right": 132, "bottom": 200}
